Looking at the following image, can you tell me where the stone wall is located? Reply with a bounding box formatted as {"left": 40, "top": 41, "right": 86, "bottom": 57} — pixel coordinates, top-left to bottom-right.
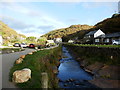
{"left": 64, "top": 44, "right": 120, "bottom": 65}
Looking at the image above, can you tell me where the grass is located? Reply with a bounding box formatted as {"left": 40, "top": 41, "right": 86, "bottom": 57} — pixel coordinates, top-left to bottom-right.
{"left": 1, "top": 47, "right": 20, "bottom": 50}
{"left": 0, "top": 48, "right": 25, "bottom": 54}
{"left": 66, "top": 43, "right": 120, "bottom": 48}
{"left": 9, "top": 46, "right": 62, "bottom": 88}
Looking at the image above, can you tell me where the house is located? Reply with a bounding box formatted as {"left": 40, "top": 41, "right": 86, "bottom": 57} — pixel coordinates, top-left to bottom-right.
{"left": 54, "top": 38, "right": 62, "bottom": 44}
{"left": 94, "top": 32, "right": 120, "bottom": 44}
{"left": 84, "top": 29, "right": 105, "bottom": 44}
{"left": 0, "top": 35, "right": 3, "bottom": 46}
{"left": 103, "top": 32, "right": 120, "bottom": 44}
{"left": 68, "top": 40, "right": 74, "bottom": 43}
{"left": 94, "top": 35, "right": 105, "bottom": 44}
{"left": 46, "top": 40, "right": 55, "bottom": 46}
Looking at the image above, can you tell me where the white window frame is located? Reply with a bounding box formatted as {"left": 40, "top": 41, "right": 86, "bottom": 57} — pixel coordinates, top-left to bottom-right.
{"left": 95, "top": 39, "right": 99, "bottom": 42}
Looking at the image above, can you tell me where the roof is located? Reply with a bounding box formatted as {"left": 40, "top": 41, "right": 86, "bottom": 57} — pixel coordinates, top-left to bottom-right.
{"left": 105, "top": 32, "right": 120, "bottom": 38}
{"left": 95, "top": 32, "right": 120, "bottom": 38}
{"left": 86, "top": 30, "right": 97, "bottom": 35}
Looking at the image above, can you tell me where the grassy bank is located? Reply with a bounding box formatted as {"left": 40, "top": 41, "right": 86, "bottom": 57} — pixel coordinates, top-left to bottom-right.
{"left": 64, "top": 44, "right": 120, "bottom": 65}
{"left": 0, "top": 48, "right": 25, "bottom": 54}
{"left": 66, "top": 43, "right": 120, "bottom": 48}
{"left": 9, "top": 46, "right": 62, "bottom": 88}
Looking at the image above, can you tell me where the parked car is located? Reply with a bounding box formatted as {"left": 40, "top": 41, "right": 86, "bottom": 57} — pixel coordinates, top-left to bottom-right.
{"left": 13, "top": 43, "right": 21, "bottom": 47}
{"left": 20, "top": 43, "right": 28, "bottom": 48}
{"left": 112, "top": 40, "right": 120, "bottom": 45}
{"left": 29, "top": 44, "right": 35, "bottom": 48}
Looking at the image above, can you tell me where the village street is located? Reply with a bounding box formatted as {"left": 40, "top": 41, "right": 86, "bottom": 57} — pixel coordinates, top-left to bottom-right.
{"left": 1, "top": 48, "right": 35, "bottom": 89}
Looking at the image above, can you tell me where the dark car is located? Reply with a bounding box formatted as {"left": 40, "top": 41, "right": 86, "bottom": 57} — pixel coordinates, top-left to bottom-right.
{"left": 29, "top": 44, "right": 35, "bottom": 48}
{"left": 13, "top": 43, "right": 21, "bottom": 47}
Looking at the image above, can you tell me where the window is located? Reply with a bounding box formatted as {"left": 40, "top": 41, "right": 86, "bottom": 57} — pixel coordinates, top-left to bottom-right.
{"left": 95, "top": 39, "right": 99, "bottom": 42}
{"left": 105, "top": 38, "right": 109, "bottom": 42}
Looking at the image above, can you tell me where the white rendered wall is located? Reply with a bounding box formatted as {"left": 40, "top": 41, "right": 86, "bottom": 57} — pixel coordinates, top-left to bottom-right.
{"left": 94, "top": 29, "right": 105, "bottom": 38}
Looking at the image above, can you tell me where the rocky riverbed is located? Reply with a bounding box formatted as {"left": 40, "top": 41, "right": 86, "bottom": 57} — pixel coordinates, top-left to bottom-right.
{"left": 57, "top": 47, "right": 98, "bottom": 88}
{"left": 70, "top": 48, "right": 120, "bottom": 88}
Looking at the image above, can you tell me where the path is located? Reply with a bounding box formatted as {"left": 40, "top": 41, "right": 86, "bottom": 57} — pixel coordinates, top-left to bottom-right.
{"left": 1, "top": 48, "right": 35, "bottom": 89}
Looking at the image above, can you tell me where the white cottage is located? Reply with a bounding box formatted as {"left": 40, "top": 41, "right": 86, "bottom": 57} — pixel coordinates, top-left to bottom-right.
{"left": 46, "top": 40, "right": 55, "bottom": 46}
{"left": 54, "top": 38, "right": 62, "bottom": 44}
{"left": 84, "top": 29, "right": 105, "bottom": 44}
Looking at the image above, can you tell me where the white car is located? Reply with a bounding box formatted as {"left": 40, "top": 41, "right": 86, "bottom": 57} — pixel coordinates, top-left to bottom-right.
{"left": 112, "top": 40, "right": 120, "bottom": 45}
{"left": 20, "top": 43, "right": 28, "bottom": 48}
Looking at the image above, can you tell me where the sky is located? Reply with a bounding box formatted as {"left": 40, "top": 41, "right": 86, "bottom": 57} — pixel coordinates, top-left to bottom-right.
{"left": 0, "top": 0, "right": 119, "bottom": 37}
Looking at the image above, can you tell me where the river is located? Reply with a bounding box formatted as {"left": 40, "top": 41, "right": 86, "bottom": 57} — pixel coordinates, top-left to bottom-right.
{"left": 57, "top": 46, "right": 97, "bottom": 88}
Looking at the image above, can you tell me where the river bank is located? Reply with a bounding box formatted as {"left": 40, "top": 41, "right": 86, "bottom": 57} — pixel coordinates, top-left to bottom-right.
{"left": 64, "top": 44, "right": 120, "bottom": 88}
{"left": 57, "top": 46, "right": 98, "bottom": 88}
{"left": 9, "top": 46, "right": 62, "bottom": 88}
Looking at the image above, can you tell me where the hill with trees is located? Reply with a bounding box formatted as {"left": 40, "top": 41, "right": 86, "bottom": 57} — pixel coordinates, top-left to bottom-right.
{"left": 42, "top": 24, "right": 93, "bottom": 41}
{"left": 0, "top": 21, "right": 26, "bottom": 45}
{"left": 91, "top": 14, "right": 120, "bottom": 33}
{"left": 42, "top": 14, "right": 120, "bottom": 42}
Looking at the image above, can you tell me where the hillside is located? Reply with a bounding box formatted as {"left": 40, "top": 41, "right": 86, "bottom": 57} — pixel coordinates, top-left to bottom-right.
{"left": 42, "top": 24, "right": 93, "bottom": 41}
{"left": 0, "top": 21, "right": 26, "bottom": 45}
{"left": 42, "top": 14, "right": 120, "bottom": 42}
{"left": 92, "top": 14, "right": 120, "bottom": 33}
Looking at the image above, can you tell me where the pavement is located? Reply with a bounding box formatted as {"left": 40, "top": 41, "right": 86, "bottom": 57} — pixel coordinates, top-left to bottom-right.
{"left": 0, "top": 48, "right": 35, "bottom": 89}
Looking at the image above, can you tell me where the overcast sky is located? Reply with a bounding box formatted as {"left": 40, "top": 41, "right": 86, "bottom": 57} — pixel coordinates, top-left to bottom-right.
{"left": 0, "top": 0, "right": 119, "bottom": 37}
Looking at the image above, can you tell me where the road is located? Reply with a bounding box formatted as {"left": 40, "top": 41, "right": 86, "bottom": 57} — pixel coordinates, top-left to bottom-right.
{"left": 1, "top": 48, "right": 35, "bottom": 89}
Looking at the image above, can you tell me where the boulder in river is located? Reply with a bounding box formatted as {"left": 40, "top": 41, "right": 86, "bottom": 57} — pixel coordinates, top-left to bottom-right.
{"left": 66, "top": 79, "right": 75, "bottom": 82}
{"left": 64, "top": 83, "right": 68, "bottom": 87}
{"left": 15, "top": 58, "right": 23, "bottom": 64}
{"left": 52, "top": 66, "right": 58, "bottom": 74}
{"left": 12, "top": 68, "right": 31, "bottom": 83}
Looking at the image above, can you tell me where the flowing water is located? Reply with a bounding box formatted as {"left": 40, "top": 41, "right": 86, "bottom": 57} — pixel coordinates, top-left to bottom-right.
{"left": 57, "top": 46, "right": 96, "bottom": 88}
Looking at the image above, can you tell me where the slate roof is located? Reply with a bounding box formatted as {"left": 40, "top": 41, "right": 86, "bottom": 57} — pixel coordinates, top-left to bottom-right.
{"left": 86, "top": 30, "right": 97, "bottom": 35}
{"left": 105, "top": 32, "right": 120, "bottom": 38}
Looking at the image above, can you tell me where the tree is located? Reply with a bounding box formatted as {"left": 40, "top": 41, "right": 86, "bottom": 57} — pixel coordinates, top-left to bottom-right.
{"left": 37, "top": 37, "right": 47, "bottom": 45}
{"left": 26, "top": 36, "right": 36, "bottom": 42}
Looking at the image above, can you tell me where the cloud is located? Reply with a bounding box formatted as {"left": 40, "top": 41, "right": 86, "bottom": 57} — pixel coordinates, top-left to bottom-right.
{"left": 17, "top": 30, "right": 43, "bottom": 37}
{"left": 27, "top": 11, "right": 42, "bottom": 17}
{"left": 37, "top": 25, "right": 54, "bottom": 30}
{"left": 0, "top": 2, "right": 68, "bottom": 37}
{"left": 0, "top": 15, "right": 35, "bottom": 29}
{"left": 81, "top": 2, "right": 117, "bottom": 9}
{"left": 0, "top": 0, "right": 119, "bottom": 2}
{"left": 0, "top": 2, "right": 67, "bottom": 28}
{"left": 67, "top": 18, "right": 80, "bottom": 23}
